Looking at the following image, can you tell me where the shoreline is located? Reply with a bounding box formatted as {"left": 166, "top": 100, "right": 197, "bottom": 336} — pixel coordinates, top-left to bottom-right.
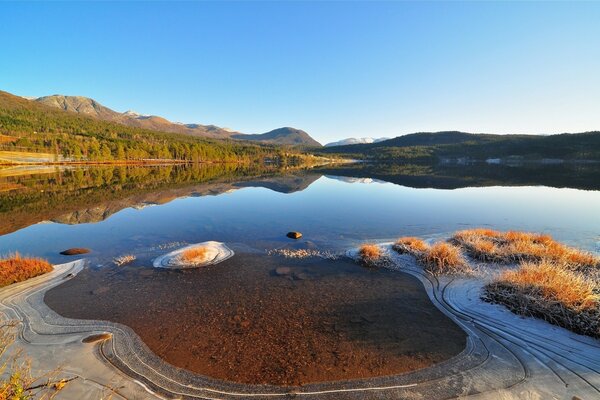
{"left": 0, "top": 158, "right": 352, "bottom": 168}
{"left": 2, "top": 246, "right": 598, "bottom": 398}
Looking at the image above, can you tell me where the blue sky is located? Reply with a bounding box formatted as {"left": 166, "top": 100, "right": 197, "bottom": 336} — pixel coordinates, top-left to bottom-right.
{"left": 1, "top": 1, "right": 599, "bottom": 144}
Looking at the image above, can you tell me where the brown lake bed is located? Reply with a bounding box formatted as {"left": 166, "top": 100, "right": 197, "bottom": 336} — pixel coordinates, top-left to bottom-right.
{"left": 45, "top": 252, "right": 466, "bottom": 386}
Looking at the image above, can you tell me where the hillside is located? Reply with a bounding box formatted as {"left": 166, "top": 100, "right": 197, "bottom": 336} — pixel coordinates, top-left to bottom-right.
{"left": 34, "top": 94, "right": 321, "bottom": 146}
{"left": 0, "top": 90, "right": 313, "bottom": 164}
{"left": 35, "top": 94, "right": 237, "bottom": 139}
{"left": 319, "top": 131, "right": 600, "bottom": 162}
{"left": 232, "top": 127, "right": 321, "bottom": 147}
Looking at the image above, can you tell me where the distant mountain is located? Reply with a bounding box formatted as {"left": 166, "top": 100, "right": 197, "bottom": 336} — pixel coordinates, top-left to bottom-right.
{"left": 0, "top": 90, "right": 317, "bottom": 164}
{"left": 35, "top": 94, "right": 238, "bottom": 139}
{"left": 324, "top": 137, "right": 388, "bottom": 147}
{"left": 319, "top": 131, "right": 600, "bottom": 162}
{"left": 34, "top": 94, "right": 321, "bottom": 146}
{"left": 232, "top": 127, "right": 321, "bottom": 147}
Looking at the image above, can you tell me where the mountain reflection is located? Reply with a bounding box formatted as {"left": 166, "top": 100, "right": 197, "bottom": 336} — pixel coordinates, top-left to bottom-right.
{"left": 1, "top": 161, "right": 598, "bottom": 235}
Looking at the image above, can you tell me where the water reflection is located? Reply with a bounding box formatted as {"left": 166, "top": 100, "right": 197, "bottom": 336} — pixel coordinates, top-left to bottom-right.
{"left": 0, "top": 162, "right": 599, "bottom": 262}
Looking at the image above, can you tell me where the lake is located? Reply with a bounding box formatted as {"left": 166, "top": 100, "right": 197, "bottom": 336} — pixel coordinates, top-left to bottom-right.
{"left": 1, "top": 162, "right": 598, "bottom": 261}
{"left": 1, "top": 162, "right": 599, "bottom": 385}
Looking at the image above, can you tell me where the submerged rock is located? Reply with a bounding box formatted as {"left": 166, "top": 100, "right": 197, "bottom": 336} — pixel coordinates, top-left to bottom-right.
{"left": 274, "top": 266, "right": 292, "bottom": 276}
{"left": 286, "top": 231, "right": 302, "bottom": 239}
{"left": 60, "top": 248, "right": 90, "bottom": 256}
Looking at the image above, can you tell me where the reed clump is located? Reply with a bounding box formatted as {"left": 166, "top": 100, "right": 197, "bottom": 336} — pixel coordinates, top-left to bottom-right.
{"left": 452, "top": 229, "right": 599, "bottom": 270}
{"left": 179, "top": 247, "right": 210, "bottom": 264}
{"left": 358, "top": 244, "right": 383, "bottom": 268}
{"left": 485, "top": 261, "right": 600, "bottom": 337}
{"left": 0, "top": 253, "right": 53, "bottom": 287}
{"left": 420, "top": 242, "right": 470, "bottom": 275}
{"left": 393, "top": 237, "right": 430, "bottom": 255}
{"left": 392, "top": 236, "right": 470, "bottom": 275}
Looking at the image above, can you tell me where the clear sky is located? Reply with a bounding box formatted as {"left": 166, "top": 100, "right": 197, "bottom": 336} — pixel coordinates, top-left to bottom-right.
{"left": 1, "top": 1, "right": 599, "bottom": 144}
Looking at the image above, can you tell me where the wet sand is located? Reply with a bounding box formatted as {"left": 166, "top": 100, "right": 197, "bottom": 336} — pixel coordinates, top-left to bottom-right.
{"left": 45, "top": 254, "right": 466, "bottom": 386}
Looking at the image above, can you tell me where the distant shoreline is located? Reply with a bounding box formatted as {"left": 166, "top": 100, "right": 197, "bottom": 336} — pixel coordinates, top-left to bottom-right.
{"left": 0, "top": 159, "right": 196, "bottom": 167}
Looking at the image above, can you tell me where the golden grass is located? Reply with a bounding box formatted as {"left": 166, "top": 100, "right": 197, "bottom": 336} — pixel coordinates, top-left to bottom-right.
{"left": 180, "top": 247, "right": 209, "bottom": 263}
{"left": 358, "top": 244, "right": 383, "bottom": 267}
{"left": 0, "top": 253, "right": 53, "bottom": 287}
{"left": 452, "top": 228, "right": 599, "bottom": 270}
{"left": 420, "top": 242, "right": 470, "bottom": 275}
{"left": 485, "top": 261, "right": 600, "bottom": 337}
{"left": 393, "top": 237, "right": 429, "bottom": 254}
{"left": 359, "top": 244, "right": 381, "bottom": 260}
{"left": 498, "top": 261, "right": 597, "bottom": 310}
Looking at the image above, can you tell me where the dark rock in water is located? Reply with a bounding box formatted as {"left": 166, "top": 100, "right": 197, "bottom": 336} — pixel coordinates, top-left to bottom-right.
{"left": 294, "top": 272, "right": 308, "bottom": 280}
{"left": 274, "top": 267, "right": 292, "bottom": 276}
{"left": 286, "top": 231, "right": 302, "bottom": 239}
{"left": 60, "top": 248, "right": 90, "bottom": 256}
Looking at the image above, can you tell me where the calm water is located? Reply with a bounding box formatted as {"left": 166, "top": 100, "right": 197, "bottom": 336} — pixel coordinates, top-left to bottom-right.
{"left": 0, "top": 163, "right": 599, "bottom": 261}
{"left": 2, "top": 162, "right": 599, "bottom": 385}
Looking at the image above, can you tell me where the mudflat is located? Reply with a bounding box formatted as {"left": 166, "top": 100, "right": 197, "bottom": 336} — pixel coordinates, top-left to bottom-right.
{"left": 45, "top": 254, "right": 466, "bottom": 386}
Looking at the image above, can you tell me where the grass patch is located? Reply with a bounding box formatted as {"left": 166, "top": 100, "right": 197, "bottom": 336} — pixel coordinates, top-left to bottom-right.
{"left": 358, "top": 244, "right": 382, "bottom": 268}
{"left": 420, "top": 242, "right": 470, "bottom": 275}
{"left": 485, "top": 261, "right": 600, "bottom": 337}
{"left": 393, "top": 237, "right": 429, "bottom": 255}
{"left": 392, "top": 237, "right": 469, "bottom": 275}
{"left": 0, "top": 254, "right": 53, "bottom": 287}
{"left": 180, "top": 247, "right": 209, "bottom": 264}
{"left": 452, "top": 229, "right": 599, "bottom": 270}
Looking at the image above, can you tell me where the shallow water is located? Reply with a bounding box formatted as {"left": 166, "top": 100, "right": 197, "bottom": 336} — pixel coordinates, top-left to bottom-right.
{"left": 45, "top": 252, "right": 466, "bottom": 385}
{"left": 1, "top": 162, "right": 599, "bottom": 385}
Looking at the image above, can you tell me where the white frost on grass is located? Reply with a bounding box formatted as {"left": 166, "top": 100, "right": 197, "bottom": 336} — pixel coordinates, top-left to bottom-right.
{"left": 267, "top": 248, "right": 340, "bottom": 260}
{"left": 152, "top": 241, "right": 234, "bottom": 269}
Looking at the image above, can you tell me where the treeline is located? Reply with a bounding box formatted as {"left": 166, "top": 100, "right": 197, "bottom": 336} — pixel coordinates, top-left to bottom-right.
{"left": 318, "top": 131, "right": 600, "bottom": 163}
{"left": 0, "top": 91, "right": 311, "bottom": 163}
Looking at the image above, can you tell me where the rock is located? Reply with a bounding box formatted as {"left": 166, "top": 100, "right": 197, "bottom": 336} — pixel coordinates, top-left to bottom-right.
{"left": 286, "top": 231, "right": 302, "bottom": 239}
{"left": 294, "top": 272, "right": 308, "bottom": 280}
{"left": 275, "top": 267, "right": 292, "bottom": 276}
{"left": 60, "top": 248, "right": 90, "bottom": 256}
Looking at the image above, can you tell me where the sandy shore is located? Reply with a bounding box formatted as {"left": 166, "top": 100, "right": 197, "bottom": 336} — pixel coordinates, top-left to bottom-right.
{"left": 3, "top": 254, "right": 600, "bottom": 399}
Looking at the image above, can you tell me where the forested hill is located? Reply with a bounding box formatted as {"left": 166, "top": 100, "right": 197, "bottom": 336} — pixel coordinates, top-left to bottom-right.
{"left": 318, "top": 131, "right": 600, "bottom": 162}
{"left": 0, "top": 91, "right": 310, "bottom": 163}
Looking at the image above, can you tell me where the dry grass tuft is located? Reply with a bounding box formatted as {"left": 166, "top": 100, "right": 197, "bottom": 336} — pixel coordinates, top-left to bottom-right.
{"left": 0, "top": 322, "right": 75, "bottom": 397}
{"left": 452, "top": 228, "right": 599, "bottom": 270}
{"left": 113, "top": 254, "right": 136, "bottom": 267}
{"left": 485, "top": 261, "right": 600, "bottom": 337}
{"left": 0, "top": 253, "right": 53, "bottom": 287}
{"left": 420, "top": 242, "right": 470, "bottom": 275}
{"left": 393, "top": 237, "right": 429, "bottom": 255}
{"left": 358, "top": 244, "right": 383, "bottom": 268}
{"left": 180, "top": 247, "right": 209, "bottom": 264}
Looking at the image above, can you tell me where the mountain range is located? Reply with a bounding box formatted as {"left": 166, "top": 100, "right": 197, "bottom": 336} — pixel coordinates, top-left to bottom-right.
{"left": 34, "top": 94, "right": 321, "bottom": 147}
{"left": 324, "top": 137, "right": 389, "bottom": 147}
{"left": 319, "top": 130, "right": 600, "bottom": 162}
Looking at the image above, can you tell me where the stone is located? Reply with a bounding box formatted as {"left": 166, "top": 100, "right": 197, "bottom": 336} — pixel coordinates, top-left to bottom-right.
{"left": 274, "top": 267, "right": 292, "bottom": 276}
{"left": 60, "top": 248, "right": 90, "bottom": 256}
{"left": 286, "top": 231, "right": 302, "bottom": 239}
